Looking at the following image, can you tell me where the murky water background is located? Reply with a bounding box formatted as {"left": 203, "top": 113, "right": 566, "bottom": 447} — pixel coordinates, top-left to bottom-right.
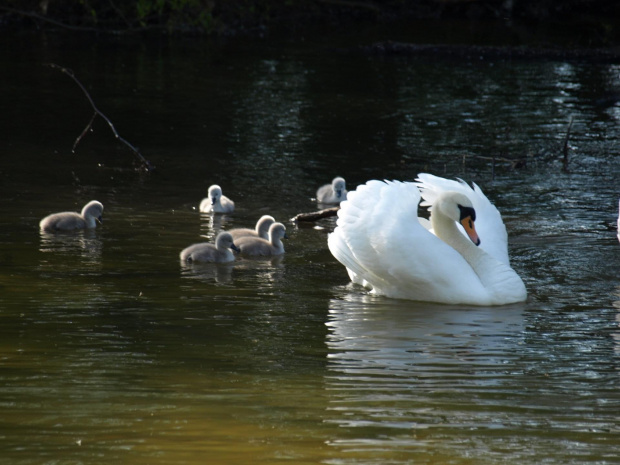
{"left": 1, "top": 26, "right": 619, "bottom": 464}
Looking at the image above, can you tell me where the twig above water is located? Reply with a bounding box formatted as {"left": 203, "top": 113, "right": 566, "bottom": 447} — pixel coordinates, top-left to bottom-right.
{"left": 47, "top": 63, "right": 154, "bottom": 172}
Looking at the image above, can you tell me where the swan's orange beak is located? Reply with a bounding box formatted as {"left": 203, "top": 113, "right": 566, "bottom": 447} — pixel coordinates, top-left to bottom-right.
{"left": 460, "top": 216, "right": 481, "bottom": 246}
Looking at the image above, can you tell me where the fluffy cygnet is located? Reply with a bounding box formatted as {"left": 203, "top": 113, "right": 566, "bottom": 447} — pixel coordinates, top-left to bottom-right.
{"left": 180, "top": 231, "right": 240, "bottom": 263}
{"left": 316, "top": 176, "right": 347, "bottom": 204}
{"left": 235, "top": 222, "right": 287, "bottom": 256}
{"left": 39, "top": 200, "right": 104, "bottom": 232}
{"left": 229, "top": 215, "right": 275, "bottom": 241}
{"left": 200, "top": 184, "right": 235, "bottom": 213}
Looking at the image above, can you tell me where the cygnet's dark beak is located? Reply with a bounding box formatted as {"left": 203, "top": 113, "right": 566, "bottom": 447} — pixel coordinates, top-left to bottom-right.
{"left": 283, "top": 233, "right": 289, "bottom": 239}
{"left": 336, "top": 189, "right": 342, "bottom": 198}
{"left": 231, "top": 243, "right": 240, "bottom": 253}
{"left": 211, "top": 197, "right": 217, "bottom": 205}
{"left": 97, "top": 215, "right": 103, "bottom": 224}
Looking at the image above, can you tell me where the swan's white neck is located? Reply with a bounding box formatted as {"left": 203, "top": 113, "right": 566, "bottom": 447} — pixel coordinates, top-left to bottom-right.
{"left": 431, "top": 209, "right": 526, "bottom": 304}
{"left": 431, "top": 212, "right": 482, "bottom": 267}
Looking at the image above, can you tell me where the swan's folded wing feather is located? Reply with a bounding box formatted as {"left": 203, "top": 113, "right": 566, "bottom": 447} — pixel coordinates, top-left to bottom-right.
{"left": 470, "top": 182, "right": 509, "bottom": 265}
{"left": 329, "top": 180, "right": 397, "bottom": 288}
{"left": 329, "top": 180, "right": 488, "bottom": 302}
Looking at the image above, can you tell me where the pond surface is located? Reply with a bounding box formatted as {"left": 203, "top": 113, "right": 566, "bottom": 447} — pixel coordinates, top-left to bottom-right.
{"left": 1, "top": 25, "right": 619, "bottom": 464}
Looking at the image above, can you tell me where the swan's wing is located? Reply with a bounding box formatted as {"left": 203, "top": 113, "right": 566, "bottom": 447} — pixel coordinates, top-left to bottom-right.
{"left": 328, "top": 180, "right": 487, "bottom": 302}
{"left": 415, "top": 173, "right": 510, "bottom": 265}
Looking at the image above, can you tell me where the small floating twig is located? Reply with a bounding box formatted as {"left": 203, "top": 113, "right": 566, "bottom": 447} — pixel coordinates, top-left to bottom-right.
{"left": 292, "top": 206, "right": 340, "bottom": 222}
{"left": 47, "top": 63, "right": 154, "bottom": 172}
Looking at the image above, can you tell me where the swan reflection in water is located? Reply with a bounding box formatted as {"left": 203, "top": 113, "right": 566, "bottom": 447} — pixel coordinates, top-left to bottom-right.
{"left": 324, "top": 292, "right": 527, "bottom": 451}
{"left": 326, "top": 293, "right": 526, "bottom": 376}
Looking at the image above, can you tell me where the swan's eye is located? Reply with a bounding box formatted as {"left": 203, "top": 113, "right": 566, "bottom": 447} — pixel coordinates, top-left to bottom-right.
{"left": 457, "top": 205, "right": 476, "bottom": 222}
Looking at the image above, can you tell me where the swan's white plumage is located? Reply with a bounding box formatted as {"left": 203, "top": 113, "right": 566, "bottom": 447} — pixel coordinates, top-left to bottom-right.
{"left": 328, "top": 176, "right": 526, "bottom": 306}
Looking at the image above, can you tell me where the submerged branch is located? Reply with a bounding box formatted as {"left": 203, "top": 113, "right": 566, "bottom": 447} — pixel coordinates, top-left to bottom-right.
{"left": 47, "top": 63, "right": 154, "bottom": 172}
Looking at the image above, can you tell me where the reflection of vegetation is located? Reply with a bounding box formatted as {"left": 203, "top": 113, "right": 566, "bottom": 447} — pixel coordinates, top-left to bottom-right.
{"left": 134, "top": 0, "right": 214, "bottom": 30}
{"left": 2, "top": 0, "right": 282, "bottom": 34}
{"left": 1, "top": 0, "right": 619, "bottom": 40}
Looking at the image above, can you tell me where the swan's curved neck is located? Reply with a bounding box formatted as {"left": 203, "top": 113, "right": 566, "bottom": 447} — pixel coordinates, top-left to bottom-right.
{"left": 431, "top": 209, "right": 526, "bottom": 304}
{"left": 431, "top": 212, "right": 480, "bottom": 262}
{"left": 431, "top": 210, "right": 495, "bottom": 287}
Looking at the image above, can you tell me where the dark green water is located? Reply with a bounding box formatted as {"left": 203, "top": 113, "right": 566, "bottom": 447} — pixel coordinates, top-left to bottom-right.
{"left": 1, "top": 28, "right": 619, "bottom": 464}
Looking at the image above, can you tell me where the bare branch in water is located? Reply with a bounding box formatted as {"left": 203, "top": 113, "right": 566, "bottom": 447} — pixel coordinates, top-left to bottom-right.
{"left": 73, "top": 113, "right": 97, "bottom": 154}
{"left": 293, "top": 206, "right": 340, "bottom": 222}
{"left": 47, "top": 63, "right": 154, "bottom": 172}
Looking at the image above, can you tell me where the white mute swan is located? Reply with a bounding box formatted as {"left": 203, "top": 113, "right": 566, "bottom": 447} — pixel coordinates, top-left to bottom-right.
{"left": 327, "top": 174, "right": 527, "bottom": 305}
{"left": 317, "top": 177, "right": 348, "bottom": 204}
{"left": 235, "top": 222, "right": 287, "bottom": 256}
{"left": 200, "top": 185, "right": 235, "bottom": 213}
{"left": 40, "top": 200, "right": 104, "bottom": 232}
{"left": 180, "top": 231, "right": 240, "bottom": 263}
{"left": 229, "top": 215, "right": 275, "bottom": 241}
